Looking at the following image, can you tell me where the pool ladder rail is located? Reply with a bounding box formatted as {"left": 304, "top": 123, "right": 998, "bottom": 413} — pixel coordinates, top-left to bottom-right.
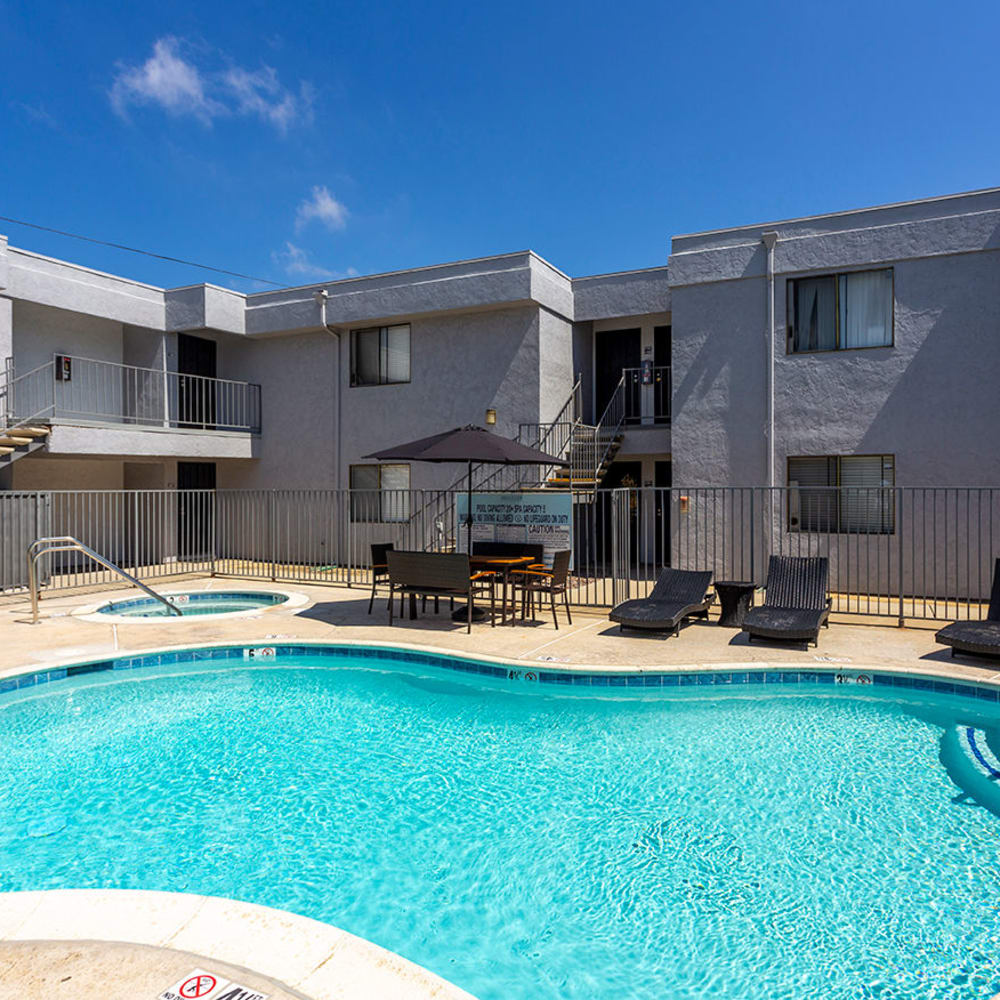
{"left": 27, "top": 536, "right": 184, "bottom": 624}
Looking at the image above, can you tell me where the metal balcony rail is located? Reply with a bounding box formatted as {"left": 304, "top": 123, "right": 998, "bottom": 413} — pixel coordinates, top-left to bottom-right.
{"left": 622, "top": 366, "right": 670, "bottom": 424}
{"left": 2, "top": 356, "right": 261, "bottom": 434}
{"left": 27, "top": 535, "right": 183, "bottom": 623}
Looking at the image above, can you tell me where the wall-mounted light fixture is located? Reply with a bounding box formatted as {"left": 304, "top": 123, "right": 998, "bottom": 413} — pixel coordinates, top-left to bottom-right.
{"left": 485, "top": 408, "right": 497, "bottom": 426}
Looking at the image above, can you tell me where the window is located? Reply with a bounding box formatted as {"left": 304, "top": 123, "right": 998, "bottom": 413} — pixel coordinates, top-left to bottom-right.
{"left": 787, "top": 269, "right": 893, "bottom": 353}
{"left": 788, "top": 455, "right": 895, "bottom": 533}
{"left": 350, "top": 325, "right": 410, "bottom": 386}
{"left": 349, "top": 464, "right": 410, "bottom": 522}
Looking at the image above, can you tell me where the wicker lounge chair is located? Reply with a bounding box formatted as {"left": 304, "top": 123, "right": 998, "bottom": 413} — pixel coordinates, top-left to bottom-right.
{"left": 742, "top": 556, "right": 830, "bottom": 647}
{"left": 609, "top": 568, "right": 714, "bottom": 636}
{"left": 935, "top": 559, "right": 1000, "bottom": 659}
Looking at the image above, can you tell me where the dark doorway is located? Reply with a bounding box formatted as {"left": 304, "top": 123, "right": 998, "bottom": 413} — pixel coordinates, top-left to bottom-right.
{"left": 595, "top": 329, "right": 640, "bottom": 422}
{"left": 654, "top": 460, "right": 671, "bottom": 566}
{"left": 654, "top": 325, "right": 671, "bottom": 424}
{"left": 177, "top": 461, "right": 216, "bottom": 561}
{"left": 177, "top": 333, "right": 217, "bottom": 428}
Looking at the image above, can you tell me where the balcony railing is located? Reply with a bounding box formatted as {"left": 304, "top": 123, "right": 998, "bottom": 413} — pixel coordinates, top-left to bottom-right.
{"left": 2, "top": 355, "right": 261, "bottom": 434}
{"left": 622, "top": 365, "right": 670, "bottom": 424}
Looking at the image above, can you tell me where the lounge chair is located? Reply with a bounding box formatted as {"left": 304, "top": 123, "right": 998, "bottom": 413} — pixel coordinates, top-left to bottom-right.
{"left": 609, "top": 568, "right": 714, "bottom": 636}
{"left": 742, "top": 556, "right": 830, "bottom": 647}
{"left": 935, "top": 559, "right": 1000, "bottom": 659}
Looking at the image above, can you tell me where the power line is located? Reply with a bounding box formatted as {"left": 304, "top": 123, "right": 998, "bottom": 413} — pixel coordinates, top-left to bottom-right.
{"left": 0, "top": 213, "right": 285, "bottom": 288}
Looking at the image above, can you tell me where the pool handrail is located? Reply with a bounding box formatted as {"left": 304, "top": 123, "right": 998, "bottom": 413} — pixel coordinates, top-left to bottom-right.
{"left": 26, "top": 536, "right": 183, "bottom": 623}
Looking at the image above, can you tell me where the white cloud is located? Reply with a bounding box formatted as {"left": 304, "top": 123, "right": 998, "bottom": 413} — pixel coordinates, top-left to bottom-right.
{"left": 110, "top": 37, "right": 311, "bottom": 131}
{"left": 272, "top": 242, "right": 357, "bottom": 282}
{"left": 223, "top": 67, "right": 313, "bottom": 132}
{"left": 295, "top": 185, "right": 349, "bottom": 232}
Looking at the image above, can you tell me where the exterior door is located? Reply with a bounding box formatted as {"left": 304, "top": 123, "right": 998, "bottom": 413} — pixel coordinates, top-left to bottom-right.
{"left": 177, "top": 461, "right": 216, "bottom": 561}
{"left": 594, "top": 329, "right": 640, "bottom": 422}
{"left": 177, "top": 333, "right": 217, "bottom": 428}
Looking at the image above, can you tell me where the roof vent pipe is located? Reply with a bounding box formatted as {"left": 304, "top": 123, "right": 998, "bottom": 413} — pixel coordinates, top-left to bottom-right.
{"left": 761, "top": 231, "right": 779, "bottom": 490}
{"left": 314, "top": 288, "right": 343, "bottom": 494}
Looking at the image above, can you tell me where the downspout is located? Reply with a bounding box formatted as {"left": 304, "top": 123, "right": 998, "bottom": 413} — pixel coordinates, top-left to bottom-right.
{"left": 314, "top": 289, "right": 343, "bottom": 494}
{"left": 761, "top": 231, "right": 779, "bottom": 489}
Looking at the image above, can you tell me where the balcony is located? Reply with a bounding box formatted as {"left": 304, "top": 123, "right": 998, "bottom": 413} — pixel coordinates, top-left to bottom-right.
{"left": 622, "top": 366, "right": 670, "bottom": 425}
{"left": 3, "top": 355, "right": 261, "bottom": 434}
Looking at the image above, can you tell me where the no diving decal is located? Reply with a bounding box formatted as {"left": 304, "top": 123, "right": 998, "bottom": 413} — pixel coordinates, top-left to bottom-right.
{"left": 159, "top": 969, "right": 270, "bottom": 1000}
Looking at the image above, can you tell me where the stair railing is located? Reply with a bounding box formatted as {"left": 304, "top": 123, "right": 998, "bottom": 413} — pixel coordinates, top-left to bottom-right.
{"left": 590, "top": 373, "right": 626, "bottom": 483}
{"left": 1, "top": 360, "right": 56, "bottom": 431}
{"left": 27, "top": 536, "right": 183, "bottom": 623}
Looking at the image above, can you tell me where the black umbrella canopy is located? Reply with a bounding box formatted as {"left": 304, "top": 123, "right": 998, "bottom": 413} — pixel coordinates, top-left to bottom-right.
{"left": 363, "top": 425, "right": 568, "bottom": 466}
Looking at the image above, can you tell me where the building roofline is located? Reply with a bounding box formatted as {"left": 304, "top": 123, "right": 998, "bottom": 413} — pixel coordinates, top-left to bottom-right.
{"left": 574, "top": 264, "right": 670, "bottom": 282}
{"left": 246, "top": 249, "right": 569, "bottom": 300}
{"left": 5, "top": 243, "right": 167, "bottom": 293}
{"left": 672, "top": 185, "right": 1000, "bottom": 242}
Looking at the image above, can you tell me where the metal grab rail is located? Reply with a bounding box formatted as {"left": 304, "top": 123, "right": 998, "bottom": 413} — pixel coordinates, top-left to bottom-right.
{"left": 27, "top": 536, "right": 184, "bottom": 623}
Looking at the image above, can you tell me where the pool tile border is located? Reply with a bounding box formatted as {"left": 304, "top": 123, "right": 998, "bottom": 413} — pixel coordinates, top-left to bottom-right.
{"left": 3, "top": 641, "right": 1000, "bottom": 704}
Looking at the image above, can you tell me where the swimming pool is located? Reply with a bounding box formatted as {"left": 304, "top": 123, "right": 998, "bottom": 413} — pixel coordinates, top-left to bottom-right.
{"left": 83, "top": 590, "right": 294, "bottom": 620}
{"left": 2, "top": 645, "right": 999, "bottom": 999}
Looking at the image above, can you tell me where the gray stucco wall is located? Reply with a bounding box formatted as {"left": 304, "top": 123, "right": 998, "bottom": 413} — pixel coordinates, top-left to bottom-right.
{"left": 670, "top": 189, "right": 1000, "bottom": 488}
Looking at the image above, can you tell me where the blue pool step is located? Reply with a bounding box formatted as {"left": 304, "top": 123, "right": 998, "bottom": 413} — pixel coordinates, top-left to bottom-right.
{"left": 941, "top": 726, "right": 1000, "bottom": 816}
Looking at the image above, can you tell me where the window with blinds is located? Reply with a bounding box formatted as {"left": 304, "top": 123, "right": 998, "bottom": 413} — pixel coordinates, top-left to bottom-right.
{"left": 787, "top": 269, "right": 893, "bottom": 353}
{"left": 350, "top": 324, "right": 411, "bottom": 386}
{"left": 349, "top": 464, "right": 410, "bottom": 522}
{"left": 787, "top": 455, "right": 895, "bottom": 533}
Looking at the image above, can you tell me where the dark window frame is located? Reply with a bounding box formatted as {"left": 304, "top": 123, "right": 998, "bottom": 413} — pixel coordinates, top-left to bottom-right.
{"left": 787, "top": 454, "right": 896, "bottom": 534}
{"left": 786, "top": 267, "right": 895, "bottom": 355}
{"left": 349, "top": 324, "right": 411, "bottom": 387}
{"left": 349, "top": 463, "right": 410, "bottom": 523}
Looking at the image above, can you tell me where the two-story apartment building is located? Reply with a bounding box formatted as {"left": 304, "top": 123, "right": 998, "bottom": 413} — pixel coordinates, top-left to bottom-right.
{"left": 1, "top": 185, "right": 997, "bottom": 527}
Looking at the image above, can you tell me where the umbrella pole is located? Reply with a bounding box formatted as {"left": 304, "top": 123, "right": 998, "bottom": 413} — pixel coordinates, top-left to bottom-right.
{"left": 467, "top": 459, "right": 473, "bottom": 555}
{"left": 454, "top": 457, "right": 489, "bottom": 623}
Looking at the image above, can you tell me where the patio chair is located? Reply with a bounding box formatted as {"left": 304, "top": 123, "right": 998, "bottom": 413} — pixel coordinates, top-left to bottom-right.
{"left": 935, "top": 558, "right": 1000, "bottom": 659}
{"left": 742, "top": 556, "right": 830, "bottom": 647}
{"left": 367, "top": 542, "right": 394, "bottom": 615}
{"left": 514, "top": 550, "right": 573, "bottom": 629}
{"left": 609, "top": 568, "right": 714, "bottom": 636}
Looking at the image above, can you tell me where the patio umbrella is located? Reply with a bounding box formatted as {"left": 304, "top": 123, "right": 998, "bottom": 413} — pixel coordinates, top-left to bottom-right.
{"left": 363, "top": 424, "right": 569, "bottom": 557}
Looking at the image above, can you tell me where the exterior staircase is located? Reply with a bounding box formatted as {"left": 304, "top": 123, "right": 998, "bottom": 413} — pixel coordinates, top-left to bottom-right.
{"left": 542, "top": 425, "right": 623, "bottom": 490}
{"left": 0, "top": 424, "right": 49, "bottom": 467}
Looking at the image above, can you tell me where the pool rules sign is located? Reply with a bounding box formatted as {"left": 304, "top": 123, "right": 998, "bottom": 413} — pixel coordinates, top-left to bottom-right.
{"left": 158, "top": 968, "right": 270, "bottom": 1000}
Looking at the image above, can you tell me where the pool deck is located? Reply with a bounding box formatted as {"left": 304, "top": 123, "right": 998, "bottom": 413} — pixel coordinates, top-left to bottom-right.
{"left": 2, "top": 574, "right": 998, "bottom": 685}
{"left": 2, "top": 574, "right": 1000, "bottom": 1000}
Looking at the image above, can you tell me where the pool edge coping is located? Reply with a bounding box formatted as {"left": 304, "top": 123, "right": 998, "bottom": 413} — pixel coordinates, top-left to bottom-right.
{"left": 0, "top": 888, "right": 478, "bottom": 1000}
{"left": 4, "top": 636, "right": 1000, "bottom": 698}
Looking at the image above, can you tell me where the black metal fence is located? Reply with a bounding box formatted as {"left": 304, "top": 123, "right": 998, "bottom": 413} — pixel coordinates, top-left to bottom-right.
{"left": 2, "top": 486, "right": 998, "bottom": 623}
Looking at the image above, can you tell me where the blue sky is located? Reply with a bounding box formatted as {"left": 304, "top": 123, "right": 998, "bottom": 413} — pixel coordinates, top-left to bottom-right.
{"left": 2, "top": 1, "right": 998, "bottom": 291}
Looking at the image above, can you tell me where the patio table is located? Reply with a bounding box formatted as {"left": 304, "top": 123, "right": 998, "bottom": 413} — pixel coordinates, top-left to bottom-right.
{"left": 469, "top": 555, "right": 535, "bottom": 625}
{"left": 714, "top": 580, "right": 757, "bottom": 628}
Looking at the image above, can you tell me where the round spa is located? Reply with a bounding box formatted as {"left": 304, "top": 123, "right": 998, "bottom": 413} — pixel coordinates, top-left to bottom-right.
{"left": 74, "top": 589, "right": 304, "bottom": 622}
{"left": 3, "top": 644, "right": 1000, "bottom": 1000}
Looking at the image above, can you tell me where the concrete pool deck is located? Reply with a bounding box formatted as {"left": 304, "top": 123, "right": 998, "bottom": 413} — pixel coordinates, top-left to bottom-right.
{"left": 2, "top": 574, "right": 999, "bottom": 685}
{"left": 0, "top": 890, "right": 476, "bottom": 1000}
{"left": 2, "top": 574, "right": 1000, "bottom": 1000}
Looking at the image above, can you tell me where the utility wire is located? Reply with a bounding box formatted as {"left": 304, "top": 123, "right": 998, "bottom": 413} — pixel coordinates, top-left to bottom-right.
{"left": 0, "top": 213, "right": 284, "bottom": 288}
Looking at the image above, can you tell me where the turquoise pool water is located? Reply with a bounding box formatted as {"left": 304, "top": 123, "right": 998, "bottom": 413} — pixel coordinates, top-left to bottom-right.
{"left": 97, "top": 591, "right": 287, "bottom": 617}
{"left": 2, "top": 652, "right": 999, "bottom": 999}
